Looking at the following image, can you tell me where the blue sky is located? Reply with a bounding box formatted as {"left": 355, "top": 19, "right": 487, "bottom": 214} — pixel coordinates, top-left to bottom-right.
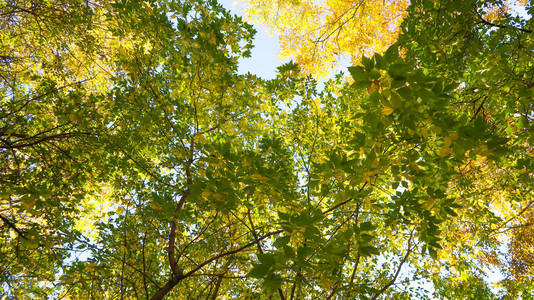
{"left": 219, "top": 0, "right": 353, "bottom": 81}
{"left": 219, "top": 0, "right": 283, "bottom": 79}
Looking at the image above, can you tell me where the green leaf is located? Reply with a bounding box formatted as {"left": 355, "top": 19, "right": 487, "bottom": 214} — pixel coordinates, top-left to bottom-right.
{"left": 390, "top": 92, "right": 402, "bottom": 108}
{"left": 273, "top": 236, "right": 290, "bottom": 248}
{"left": 248, "top": 263, "right": 270, "bottom": 279}
{"left": 257, "top": 253, "right": 276, "bottom": 266}
{"left": 283, "top": 245, "right": 295, "bottom": 258}
{"left": 297, "top": 246, "right": 313, "bottom": 260}
{"left": 359, "top": 222, "right": 374, "bottom": 232}
{"left": 277, "top": 211, "right": 291, "bottom": 221}
{"left": 348, "top": 66, "right": 369, "bottom": 82}
{"left": 304, "top": 225, "right": 322, "bottom": 241}
{"left": 388, "top": 63, "right": 411, "bottom": 79}
{"left": 358, "top": 233, "right": 374, "bottom": 244}
{"left": 264, "top": 274, "right": 283, "bottom": 292}
{"left": 374, "top": 53, "right": 385, "bottom": 69}
{"left": 384, "top": 45, "right": 399, "bottom": 63}
{"left": 362, "top": 56, "right": 374, "bottom": 71}
{"left": 443, "top": 206, "right": 457, "bottom": 217}
{"left": 397, "top": 86, "right": 413, "bottom": 100}
{"left": 428, "top": 248, "right": 438, "bottom": 260}
{"left": 359, "top": 245, "right": 379, "bottom": 257}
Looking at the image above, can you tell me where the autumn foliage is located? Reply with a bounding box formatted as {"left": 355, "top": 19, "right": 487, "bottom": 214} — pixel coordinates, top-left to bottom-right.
{"left": 1, "top": 0, "right": 533, "bottom": 299}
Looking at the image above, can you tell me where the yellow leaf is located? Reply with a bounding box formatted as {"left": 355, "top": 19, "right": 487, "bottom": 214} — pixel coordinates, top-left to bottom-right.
{"left": 381, "top": 106, "right": 394, "bottom": 116}
{"left": 142, "top": 1, "right": 153, "bottom": 14}
{"left": 367, "top": 80, "right": 380, "bottom": 93}
{"left": 201, "top": 190, "right": 212, "bottom": 199}
{"left": 209, "top": 34, "right": 217, "bottom": 44}
{"left": 250, "top": 174, "right": 269, "bottom": 181}
{"left": 311, "top": 98, "right": 322, "bottom": 115}
{"left": 443, "top": 136, "right": 452, "bottom": 148}
{"left": 212, "top": 193, "right": 224, "bottom": 201}
{"left": 69, "top": 113, "right": 79, "bottom": 124}
{"left": 239, "top": 117, "right": 249, "bottom": 128}
{"left": 422, "top": 128, "right": 428, "bottom": 138}
{"left": 85, "top": 263, "right": 97, "bottom": 272}
{"left": 364, "top": 197, "right": 371, "bottom": 209}
{"left": 195, "top": 134, "right": 205, "bottom": 143}
{"left": 431, "top": 125, "right": 442, "bottom": 134}
{"left": 151, "top": 202, "right": 163, "bottom": 211}
{"left": 21, "top": 196, "right": 36, "bottom": 210}
{"left": 437, "top": 146, "right": 452, "bottom": 157}
{"left": 422, "top": 198, "right": 436, "bottom": 210}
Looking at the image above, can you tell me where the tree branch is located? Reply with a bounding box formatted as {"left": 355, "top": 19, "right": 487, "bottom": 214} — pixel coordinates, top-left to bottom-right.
{"left": 0, "top": 214, "right": 27, "bottom": 239}
{"left": 246, "top": 210, "right": 286, "bottom": 300}
{"left": 371, "top": 234, "right": 413, "bottom": 300}
{"left": 474, "top": 8, "right": 532, "bottom": 34}
{"left": 323, "top": 182, "right": 367, "bottom": 215}
{"left": 183, "top": 230, "right": 283, "bottom": 279}
{"left": 150, "top": 228, "right": 281, "bottom": 300}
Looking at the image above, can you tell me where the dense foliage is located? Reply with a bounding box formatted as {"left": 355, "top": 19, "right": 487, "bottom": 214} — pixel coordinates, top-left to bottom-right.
{"left": 1, "top": 0, "right": 532, "bottom": 299}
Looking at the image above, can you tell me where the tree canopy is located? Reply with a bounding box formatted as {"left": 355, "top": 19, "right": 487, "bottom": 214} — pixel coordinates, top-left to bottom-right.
{"left": 1, "top": 0, "right": 533, "bottom": 299}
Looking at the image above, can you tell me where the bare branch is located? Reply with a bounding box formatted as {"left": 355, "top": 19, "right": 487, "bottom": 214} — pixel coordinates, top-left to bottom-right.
{"left": 474, "top": 8, "right": 532, "bottom": 34}
{"left": 371, "top": 234, "right": 413, "bottom": 300}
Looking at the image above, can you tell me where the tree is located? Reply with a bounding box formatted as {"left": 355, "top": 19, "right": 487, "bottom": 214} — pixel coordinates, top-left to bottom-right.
{"left": 395, "top": 0, "right": 533, "bottom": 295}
{"left": 1, "top": 0, "right": 124, "bottom": 293}
{"left": 247, "top": 0, "right": 534, "bottom": 296}
{"left": 243, "top": 0, "right": 410, "bottom": 77}
{"left": 1, "top": 0, "right": 532, "bottom": 299}
{"left": 243, "top": 0, "right": 528, "bottom": 78}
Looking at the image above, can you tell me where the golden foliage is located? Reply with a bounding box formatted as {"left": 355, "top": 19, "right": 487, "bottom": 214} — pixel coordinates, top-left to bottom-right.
{"left": 483, "top": 0, "right": 528, "bottom": 22}
{"left": 508, "top": 211, "right": 534, "bottom": 281}
{"left": 243, "top": 0, "right": 409, "bottom": 77}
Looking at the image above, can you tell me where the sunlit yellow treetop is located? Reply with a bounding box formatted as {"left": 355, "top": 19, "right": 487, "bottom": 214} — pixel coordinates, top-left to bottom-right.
{"left": 243, "top": 0, "right": 409, "bottom": 77}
